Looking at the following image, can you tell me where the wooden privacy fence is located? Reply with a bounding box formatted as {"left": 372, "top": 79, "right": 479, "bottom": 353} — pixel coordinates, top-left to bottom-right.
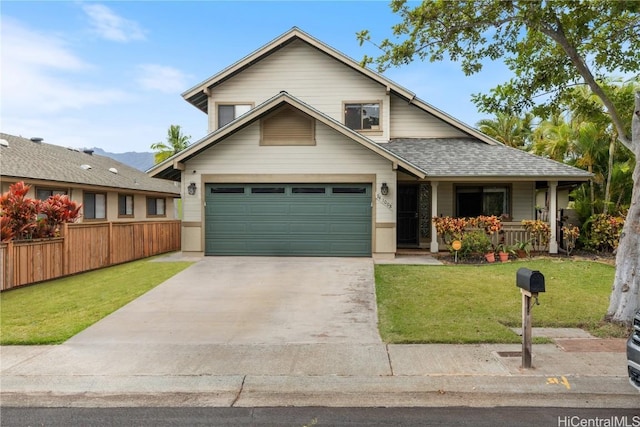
{"left": 0, "top": 220, "right": 181, "bottom": 291}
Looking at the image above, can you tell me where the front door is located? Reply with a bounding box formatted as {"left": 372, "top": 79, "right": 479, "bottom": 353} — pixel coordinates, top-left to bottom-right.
{"left": 397, "top": 184, "right": 419, "bottom": 246}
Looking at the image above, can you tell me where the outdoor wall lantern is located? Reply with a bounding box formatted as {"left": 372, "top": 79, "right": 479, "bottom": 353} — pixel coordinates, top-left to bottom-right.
{"left": 381, "top": 182, "right": 389, "bottom": 196}
{"left": 187, "top": 182, "right": 197, "bottom": 196}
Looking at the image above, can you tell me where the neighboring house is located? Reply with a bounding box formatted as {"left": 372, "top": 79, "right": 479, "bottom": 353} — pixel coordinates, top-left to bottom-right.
{"left": 149, "top": 27, "right": 591, "bottom": 258}
{"left": 1, "top": 133, "right": 180, "bottom": 222}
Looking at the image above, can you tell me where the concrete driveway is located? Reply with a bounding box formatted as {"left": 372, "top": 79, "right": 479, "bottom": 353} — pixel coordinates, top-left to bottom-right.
{"left": 67, "top": 256, "right": 382, "bottom": 345}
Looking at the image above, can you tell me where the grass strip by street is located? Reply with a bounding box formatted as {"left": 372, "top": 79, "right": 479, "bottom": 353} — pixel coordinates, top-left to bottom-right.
{"left": 375, "top": 258, "right": 627, "bottom": 344}
{"left": 0, "top": 257, "right": 193, "bottom": 345}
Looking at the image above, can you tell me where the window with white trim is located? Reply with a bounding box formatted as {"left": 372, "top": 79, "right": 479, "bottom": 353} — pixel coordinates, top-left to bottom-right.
{"left": 218, "top": 104, "right": 252, "bottom": 128}
{"left": 344, "top": 102, "right": 380, "bottom": 131}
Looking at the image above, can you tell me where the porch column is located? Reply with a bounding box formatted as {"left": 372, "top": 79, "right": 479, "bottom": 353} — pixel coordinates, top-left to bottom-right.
{"left": 549, "top": 181, "right": 558, "bottom": 254}
{"left": 430, "top": 182, "right": 439, "bottom": 253}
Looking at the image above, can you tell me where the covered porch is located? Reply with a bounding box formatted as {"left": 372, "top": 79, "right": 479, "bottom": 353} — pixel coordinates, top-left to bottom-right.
{"left": 394, "top": 178, "right": 578, "bottom": 255}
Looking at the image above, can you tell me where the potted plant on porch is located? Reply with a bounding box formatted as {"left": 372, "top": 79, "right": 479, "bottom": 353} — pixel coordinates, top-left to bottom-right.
{"left": 514, "top": 239, "right": 532, "bottom": 258}
{"left": 496, "top": 243, "right": 512, "bottom": 262}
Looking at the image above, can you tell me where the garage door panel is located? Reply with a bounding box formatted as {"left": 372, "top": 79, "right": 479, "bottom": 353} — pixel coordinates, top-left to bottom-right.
{"left": 205, "top": 183, "right": 371, "bottom": 256}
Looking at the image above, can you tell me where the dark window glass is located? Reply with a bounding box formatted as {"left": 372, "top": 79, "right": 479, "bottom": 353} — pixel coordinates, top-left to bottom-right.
{"left": 118, "top": 195, "right": 134, "bottom": 216}
{"left": 83, "top": 193, "right": 106, "bottom": 219}
{"left": 218, "top": 105, "right": 235, "bottom": 128}
{"left": 332, "top": 187, "right": 367, "bottom": 194}
{"left": 345, "top": 103, "right": 380, "bottom": 130}
{"left": 292, "top": 187, "right": 325, "bottom": 194}
{"left": 36, "top": 188, "right": 66, "bottom": 200}
{"left": 456, "top": 186, "right": 509, "bottom": 217}
{"left": 251, "top": 187, "right": 285, "bottom": 194}
{"left": 211, "top": 187, "right": 245, "bottom": 194}
{"left": 147, "top": 198, "right": 166, "bottom": 216}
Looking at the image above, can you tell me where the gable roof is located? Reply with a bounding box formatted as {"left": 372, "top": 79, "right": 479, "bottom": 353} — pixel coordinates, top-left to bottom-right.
{"left": 0, "top": 133, "right": 179, "bottom": 195}
{"left": 384, "top": 138, "right": 592, "bottom": 181}
{"left": 148, "top": 91, "right": 427, "bottom": 181}
{"left": 181, "top": 27, "right": 498, "bottom": 146}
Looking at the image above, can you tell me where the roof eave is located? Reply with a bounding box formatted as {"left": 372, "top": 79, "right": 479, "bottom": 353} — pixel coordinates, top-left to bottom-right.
{"left": 151, "top": 92, "right": 427, "bottom": 181}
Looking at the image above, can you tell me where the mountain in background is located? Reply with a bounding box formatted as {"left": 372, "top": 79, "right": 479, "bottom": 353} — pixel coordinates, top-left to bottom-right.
{"left": 89, "top": 147, "right": 155, "bottom": 172}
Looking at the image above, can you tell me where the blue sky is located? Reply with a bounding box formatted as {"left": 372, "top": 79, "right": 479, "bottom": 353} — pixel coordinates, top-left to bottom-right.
{"left": 1, "top": 1, "right": 510, "bottom": 154}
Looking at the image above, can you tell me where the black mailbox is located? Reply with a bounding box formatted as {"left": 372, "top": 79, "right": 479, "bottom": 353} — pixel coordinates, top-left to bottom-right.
{"left": 516, "top": 268, "right": 545, "bottom": 293}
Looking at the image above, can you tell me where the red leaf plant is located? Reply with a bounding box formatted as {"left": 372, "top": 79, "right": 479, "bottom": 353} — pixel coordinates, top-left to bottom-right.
{"left": 0, "top": 182, "right": 82, "bottom": 242}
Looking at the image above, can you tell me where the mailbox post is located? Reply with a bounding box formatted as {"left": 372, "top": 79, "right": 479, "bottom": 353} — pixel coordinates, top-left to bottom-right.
{"left": 516, "top": 268, "right": 545, "bottom": 369}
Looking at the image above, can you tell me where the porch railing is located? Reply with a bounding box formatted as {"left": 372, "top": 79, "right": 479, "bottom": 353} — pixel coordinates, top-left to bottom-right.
{"left": 436, "top": 222, "right": 548, "bottom": 252}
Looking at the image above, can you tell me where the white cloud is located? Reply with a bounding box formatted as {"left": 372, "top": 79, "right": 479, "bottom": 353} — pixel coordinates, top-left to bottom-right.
{"left": 0, "top": 19, "right": 129, "bottom": 115}
{"left": 136, "top": 64, "right": 191, "bottom": 94}
{"left": 81, "top": 3, "right": 146, "bottom": 42}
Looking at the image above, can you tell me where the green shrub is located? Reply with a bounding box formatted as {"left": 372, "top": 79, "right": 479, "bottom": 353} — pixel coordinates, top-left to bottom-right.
{"left": 460, "top": 230, "right": 492, "bottom": 258}
{"left": 583, "top": 213, "right": 625, "bottom": 252}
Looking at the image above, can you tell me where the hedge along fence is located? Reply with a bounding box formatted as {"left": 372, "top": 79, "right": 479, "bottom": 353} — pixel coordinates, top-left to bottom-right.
{"left": 0, "top": 220, "right": 181, "bottom": 291}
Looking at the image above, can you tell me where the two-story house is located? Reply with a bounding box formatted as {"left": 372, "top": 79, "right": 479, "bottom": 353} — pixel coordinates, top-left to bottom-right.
{"left": 149, "top": 27, "right": 591, "bottom": 258}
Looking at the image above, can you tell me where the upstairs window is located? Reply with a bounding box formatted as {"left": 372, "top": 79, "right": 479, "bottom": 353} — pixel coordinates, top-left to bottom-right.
{"left": 218, "top": 104, "right": 252, "bottom": 128}
{"left": 344, "top": 102, "right": 380, "bottom": 131}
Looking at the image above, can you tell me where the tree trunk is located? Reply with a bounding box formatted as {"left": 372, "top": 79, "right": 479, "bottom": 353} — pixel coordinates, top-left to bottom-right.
{"left": 603, "top": 135, "right": 615, "bottom": 215}
{"left": 606, "top": 92, "right": 640, "bottom": 326}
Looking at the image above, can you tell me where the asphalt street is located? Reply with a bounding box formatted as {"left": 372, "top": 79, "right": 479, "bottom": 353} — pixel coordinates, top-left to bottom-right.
{"left": 3, "top": 407, "right": 640, "bottom": 427}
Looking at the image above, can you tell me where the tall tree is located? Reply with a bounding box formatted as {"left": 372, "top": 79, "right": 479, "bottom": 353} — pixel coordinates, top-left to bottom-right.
{"left": 476, "top": 112, "right": 532, "bottom": 148}
{"left": 358, "top": 0, "right": 640, "bottom": 325}
{"left": 150, "top": 125, "right": 191, "bottom": 164}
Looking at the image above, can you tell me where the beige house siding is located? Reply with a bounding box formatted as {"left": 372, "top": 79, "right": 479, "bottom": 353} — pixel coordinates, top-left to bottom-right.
{"left": 437, "top": 182, "right": 455, "bottom": 217}
{"left": 1, "top": 180, "right": 175, "bottom": 223}
{"left": 206, "top": 40, "right": 390, "bottom": 143}
{"left": 181, "top": 120, "right": 396, "bottom": 254}
{"left": 512, "top": 181, "right": 535, "bottom": 221}
{"left": 389, "top": 95, "right": 468, "bottom": 139}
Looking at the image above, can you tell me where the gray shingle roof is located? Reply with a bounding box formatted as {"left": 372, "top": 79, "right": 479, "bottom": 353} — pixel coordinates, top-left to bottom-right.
{"left": 382, "top": 138, "right": 592, "bottom": 179}
{"left": 0, "top": 133, "right": 179, "bottom": 195}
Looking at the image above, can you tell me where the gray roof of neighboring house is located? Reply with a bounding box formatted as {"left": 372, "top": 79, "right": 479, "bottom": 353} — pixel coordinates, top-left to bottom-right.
{"left": 0, "top": 133, "right": 180, "bottom": 195}
{"left": 383, "top": 138, "right": 592, "bottom": 180}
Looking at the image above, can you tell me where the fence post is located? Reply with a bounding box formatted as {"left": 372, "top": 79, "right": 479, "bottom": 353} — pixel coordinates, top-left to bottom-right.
{"left": 108, "top": 222, "right": 114, "bottom": 266}
{"left": 62, "top": 223, "right": 69, "bottom": 276}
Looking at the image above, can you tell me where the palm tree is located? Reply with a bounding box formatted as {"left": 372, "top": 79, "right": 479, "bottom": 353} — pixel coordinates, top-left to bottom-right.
{"left": 476, "top": 112, "right": 533, "bottom": 148}
{"left": 530, "top": 113, "right": 574, "bottom": 162}
{"left": 150, "top": 125, "right": 191, "bottom": 164}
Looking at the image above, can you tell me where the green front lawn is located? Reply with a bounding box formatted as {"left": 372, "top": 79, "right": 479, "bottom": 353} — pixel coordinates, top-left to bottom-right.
{"left": 0, "top": 257, "right": 192, "bottom": 345}
{"left": 375, "top": 258, "right": 626, "bottom": 344}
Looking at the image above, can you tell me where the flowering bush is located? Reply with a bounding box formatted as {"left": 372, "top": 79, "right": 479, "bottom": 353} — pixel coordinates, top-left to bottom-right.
{"left": 521, "top": 220, "right": 551, "bottom": 250}
{"left": 469, "top": 215, "right": 503, "bottom": 235}
{"left": 561, "top": 225, "right": 580, "bottom": 256}
{"left": 0, "top": 182, "right": 81, "bottom": 241}
{"left": 584, "top": 213, "right": 625, "bottom": 252}
{"left": 432, "top": 215, "right": 503, "bottom": 254}
{"left": 432, "top": 216, "right": 468, "bottom": 244}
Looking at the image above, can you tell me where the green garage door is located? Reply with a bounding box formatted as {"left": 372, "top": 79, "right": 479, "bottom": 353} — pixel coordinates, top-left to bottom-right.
{"left": 205, "top": 183, "right": 371, "bottom": 256}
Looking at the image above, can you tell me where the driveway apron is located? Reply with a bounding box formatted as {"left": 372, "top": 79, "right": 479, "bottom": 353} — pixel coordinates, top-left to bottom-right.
{"left": 67, "top": 257, "right": 382, "bottom": 345}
